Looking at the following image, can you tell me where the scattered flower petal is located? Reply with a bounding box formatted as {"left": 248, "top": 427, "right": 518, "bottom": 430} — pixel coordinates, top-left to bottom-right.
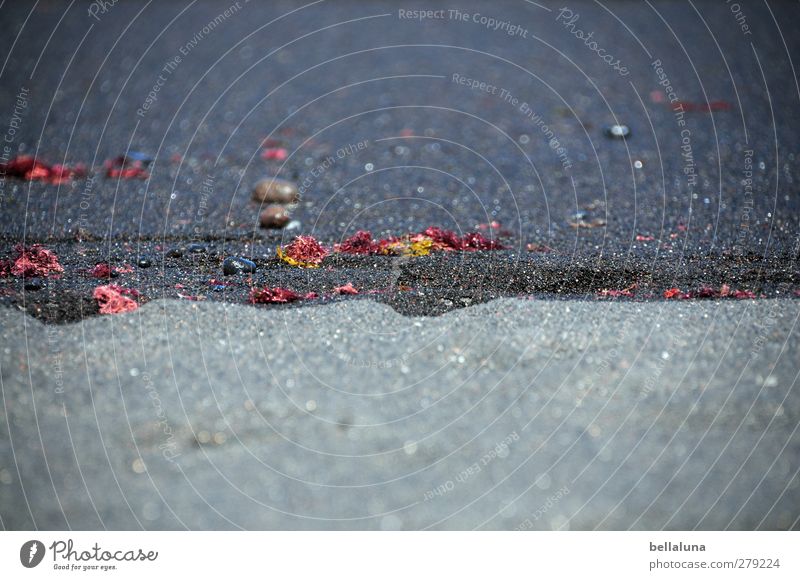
{"left": 333, "top": 283, "right": 358, "bottom": 295}
{"left": 732, "top": 289, "right": 756, "bottom": 299}
{"left": 695, "top": 286, "right": 718, "bottom": 299}
{"left": 598, "top": 283, "right": 637, "bottom": 298}
{"left": 0, "top": 155, "right": 87, "bottom": 184}
{"left": 408, "top": 236, "right": 434, "bottom": 256}
{"left": 93, "top": 284, "right": 139, "bottom": 314}
{"left": 249, "top": 287, "right": 302, "bottom": 304}
{"left": 261, "top": 147, "right": 288, "bottom": 161}
{"left": 277, "top": 235, "right": 328, "bottom": 268}
{"left": 105, "top": 155, "right": 149, "bottom": 179}
{"left": 422, "top": 226, "right": 462, "bottom": 251}
{"left": 87, "top": 263, "right": 114, "bottom": 278}
{"left": 11, "top": 245, "right": 64, "bottom": 277}
{"left": 335, "top": 227, "right": 505, "bottom": 256}
{"left": 335, "top": 231, "right": 381, "bottom": 255}
{"left": 475, "top": 221, "right": 501, "bottom": 231}
{"left": 460, "top": 231, "right": 504, "bottom": 251}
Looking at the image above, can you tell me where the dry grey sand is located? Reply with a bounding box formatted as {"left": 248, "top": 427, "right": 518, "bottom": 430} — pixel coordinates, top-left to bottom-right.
{"left": 1, "top": 298, "right": 798, "bottom": 530}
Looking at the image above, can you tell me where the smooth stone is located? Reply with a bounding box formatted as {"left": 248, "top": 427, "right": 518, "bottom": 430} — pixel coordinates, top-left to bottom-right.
{"left": 166, "top": 248, "right": 183, "bottom": 258}
{"left": 125, "top": 151, "right": 154, "bottom": 164}
{"left": 23, "top": 278, "right": 44, "bottom": 291}
{"left": 137, "top": 257, "right": 152, "bottom": 268}
{"left": 251, "top": 177, "right": 299, "bottom": 203}
{"left": 222, "top": 257, "right": 257, "bottom": 276}
{"left": 604, "top": 124, "right": 630, "bottom": 139}
{"left": 187, "top": 243, "right": 208, "bottom": 254}
{"left": 259, "top": 205, "right": 290, "bottom": 229}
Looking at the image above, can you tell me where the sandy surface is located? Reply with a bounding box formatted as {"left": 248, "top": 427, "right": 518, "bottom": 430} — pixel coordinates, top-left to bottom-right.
{"left": 2, "top": 0, "right": 799, "bottom": 533}
{"left": 1, "top": 298, "right": 798, "bottom": 530}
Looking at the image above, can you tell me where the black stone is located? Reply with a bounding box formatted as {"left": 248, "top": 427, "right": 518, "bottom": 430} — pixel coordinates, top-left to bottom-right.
{"left": 125, "top": 151, "right": 154, "bottom": 165}
{"left": 137, "top": 257, "right": 152, "bottom": 268}
{"left": 166, "top": 248, "right": 183, "bottom": 258}
{"left": 23, "top": 278, "right": 44, "bottom": 291}
{"left": 223, "top": 257, "right": 257, "bottom": 275}
{"left": 187, "top": 243, "right": 208, "bottom": 254}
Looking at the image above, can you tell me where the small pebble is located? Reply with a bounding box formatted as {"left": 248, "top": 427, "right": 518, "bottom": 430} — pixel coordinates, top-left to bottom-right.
{"left": 125, "top": 151, "right": 154, "bottom": 164}
{"left": 187, "top": 243, "right": 207, "bottom": 254}
{"left": 222, "top": 256, "right": 257, "bottom": 275}
{"left": 604, "top": 124, "right": 630, "bottom": 139}
{"left": 166, "top": 248, "right": 183, "bottom": 258}
{"left": 137, "top": 257, "right": 152, "bottom": 268}
{"left": 252, "top": 177, "right": 299, "bottom": 203}
{"left": 259, "top": 205, "right": 290, "bottom": 229}
{"left": 23, "top": 278, "right": 44, "bottom": 291}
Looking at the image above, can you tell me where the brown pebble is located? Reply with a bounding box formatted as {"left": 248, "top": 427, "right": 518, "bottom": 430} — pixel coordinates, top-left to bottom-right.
{"left": 252, "top": 177, "right": 299, "bottom": 203}
{"left": 260, "top": 205, "right": 290, "bottom": 228}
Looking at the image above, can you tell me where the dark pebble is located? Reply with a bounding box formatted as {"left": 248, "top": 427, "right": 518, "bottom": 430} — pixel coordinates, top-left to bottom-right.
{"left": 223, "top": 257, "right": 257, "bottom": 275}
{"left": 23, "top": 278, "right": 44, "bottom": 291}
{"left": 187, "top": 243, "right": 208, "bottom": 254}
{"left": 125, "top": 151, "right": 154, "bottom": 164}
{"left": 137, "top": 257, "right": 152, "bottom": 268}
{"left": 166, "top": 248, "right": 183, "bottom": 258}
